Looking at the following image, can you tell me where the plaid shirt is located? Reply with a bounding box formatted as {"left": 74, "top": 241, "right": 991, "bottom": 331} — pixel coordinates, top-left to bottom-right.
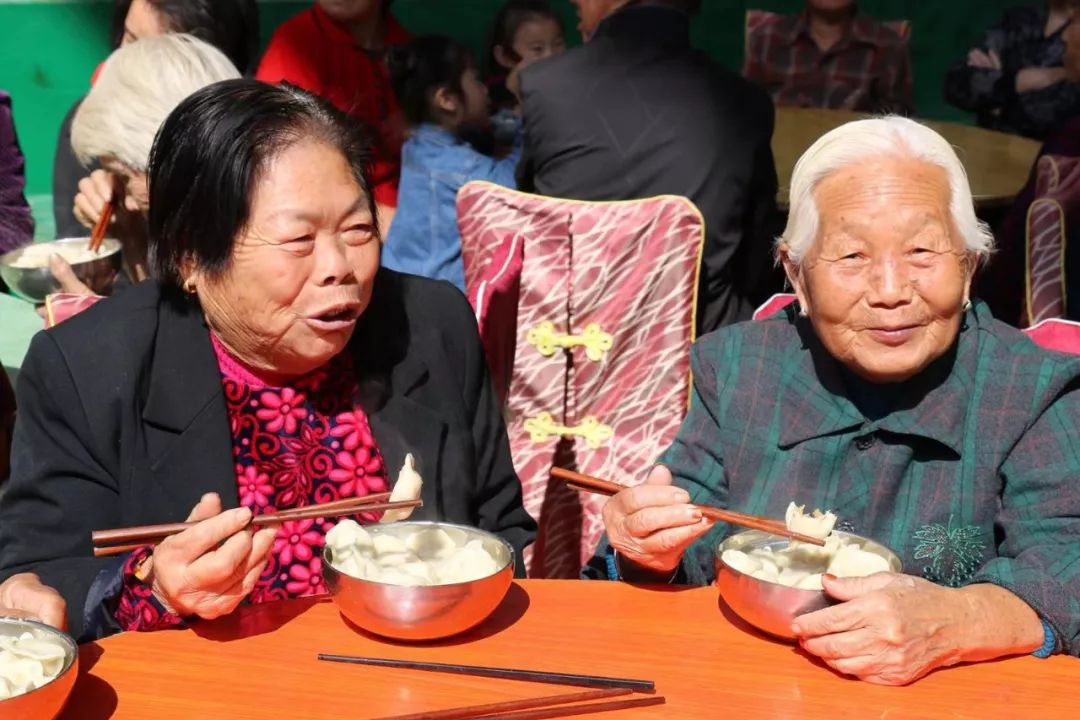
{"left": 593, "top": 301, "right": 1080, "bottom": 655}
{"left": 743, "top": 11, "right": 913, "bottom": 114}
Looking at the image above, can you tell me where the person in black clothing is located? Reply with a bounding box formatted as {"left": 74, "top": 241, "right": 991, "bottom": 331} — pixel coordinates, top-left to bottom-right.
{"left": 944, "top": 0, "right": 1080, "bottom": 140}
{"left": 52, "top": 0, "right": 259, "bottom": 240}
{"left": 517, "top": 0, "right": 781, "bottom": 335}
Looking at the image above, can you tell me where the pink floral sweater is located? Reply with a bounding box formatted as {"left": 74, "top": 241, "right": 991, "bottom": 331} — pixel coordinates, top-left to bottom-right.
{"left": 113, "top": 335, "right": 390, "bottom": 630}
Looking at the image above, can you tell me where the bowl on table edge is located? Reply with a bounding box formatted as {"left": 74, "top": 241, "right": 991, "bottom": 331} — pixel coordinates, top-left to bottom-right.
{"left": 0, "top": 616, "right": 79, "bottom": 719}
{"left": 323, "top": 521, "right": 515, "bottom": 641}
{"left": 714, "top": 529, "right": 902, "bottom": 641}
{"left": 0, "top": 237, "right": 122, "bottom": 303}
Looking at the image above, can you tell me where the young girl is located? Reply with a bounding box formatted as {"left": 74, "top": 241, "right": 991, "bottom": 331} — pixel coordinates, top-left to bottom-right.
{"left": 487, "top": 0, "right": 566, "bottom": 146}
{"left": 383, "top": 36, "right": 520, "bottom": 291}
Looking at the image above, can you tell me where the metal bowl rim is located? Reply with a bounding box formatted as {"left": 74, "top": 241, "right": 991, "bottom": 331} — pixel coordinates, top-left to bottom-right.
{"left": 323, "top": 520, "right": 515, "bottom": 588}
{"left": 714, "top": 529, "right": 903, "bottom": 591}
{"left": 0, "top": 615, "right": 79, "bottom": 705}
{"left": 0, "top": 237, "right": 122, "bottom": 267}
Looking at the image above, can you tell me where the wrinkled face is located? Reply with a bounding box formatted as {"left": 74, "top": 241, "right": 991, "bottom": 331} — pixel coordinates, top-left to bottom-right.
{"left": 783, "top": 156, "right": 974, "bottom": 384}
{"left": 806, "top": 0, "right": 856, "bottom": 13}
{"left": 121, "top": 0, "right": 168, "bottom": 45}
{"left": 570, "top": 0, "right": 625, "bottom": 41}
{"left": 191, "top": 139, "right": 381, "bottom": 378}
{"left": 316, "top": 0, "right": 380, "bottom": 24}
{"left": 510, "top": 17, "right": 566, "bottom": 66}
{"left": 1065, "top": 13, "right": 1080, "bottom": 82}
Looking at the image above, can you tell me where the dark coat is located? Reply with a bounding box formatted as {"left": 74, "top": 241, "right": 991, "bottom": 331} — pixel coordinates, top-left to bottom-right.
{"left": 516, "top": 5, "right": 783, "bottom": 334}
{"left": 0, "top": 270, "right": 536, "bottom": 640}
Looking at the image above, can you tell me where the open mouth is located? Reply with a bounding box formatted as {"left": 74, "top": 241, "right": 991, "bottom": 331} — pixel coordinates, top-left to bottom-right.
{"left": 307, "top": 304, "right": 361, "bottom": 329}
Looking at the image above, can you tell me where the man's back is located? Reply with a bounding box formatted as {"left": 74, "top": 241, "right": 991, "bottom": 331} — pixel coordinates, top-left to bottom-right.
{"left": 518, "top": 5, "right": 781, "bottom": 333}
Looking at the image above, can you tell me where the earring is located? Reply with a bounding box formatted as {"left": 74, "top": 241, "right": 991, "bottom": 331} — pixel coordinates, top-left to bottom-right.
{"left": 798, "top": 307, "right": 809, "bottom": 317}
{"left": 962, "top": 298, "right": 971, "bottom": 312}
{"left": 182, "top": 279, "right": 196, "bottom": 295}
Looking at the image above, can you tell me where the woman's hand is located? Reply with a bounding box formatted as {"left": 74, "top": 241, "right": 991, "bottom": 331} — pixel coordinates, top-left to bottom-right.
{"left": 1016, "top": 66, "right": 1068, "bottom": 93}
{"left": 967, "top": 48, "right": 1001, "bottom": 70}
{"left": 0, "top": 573, "right": 67, "bottom": 629}
{"left": 71, "top": 169, "right": 150, "bottom": 281}
{"left": 143, "top": 493, "right": 276, "bottom": 620}
{"left": 73, "top": 169, "right": 118, "bottom": 231}
{"left": 601, "top": 465, "right": 713, "bottom": 578}
{"left": 792, "top": 573, "right": 1044, "bottom": 685}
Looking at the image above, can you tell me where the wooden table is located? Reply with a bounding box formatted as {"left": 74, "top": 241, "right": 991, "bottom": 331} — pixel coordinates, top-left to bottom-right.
{"left": 773, "top": 108, "right": 1042, "bottom": 209}
{"left": 64, "top": 580, "right": 1077, "bottom": 719}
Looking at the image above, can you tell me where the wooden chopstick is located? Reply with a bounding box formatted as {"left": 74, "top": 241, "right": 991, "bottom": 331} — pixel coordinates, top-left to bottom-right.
{"left": 316, "top": 655, "right": 655, "bottom": 693}
{"left": 91, "top": 497, "right": 419, "bottom": 556}
{"left": 88, "top": 199, "right": 113, "bottom": 253}
{"left": 552, "top": 467, "right": 826, "bottom": 547}
{"left": 468, "top": 696, "right": 665, "bottom": 720}
{"left": 368, "top": 688, "right": 631, "bottom": 720}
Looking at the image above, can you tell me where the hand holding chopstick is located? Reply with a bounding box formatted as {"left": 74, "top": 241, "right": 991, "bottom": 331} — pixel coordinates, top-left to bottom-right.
{"left": 551, "top": 467, "right": 825, "bottom": 547}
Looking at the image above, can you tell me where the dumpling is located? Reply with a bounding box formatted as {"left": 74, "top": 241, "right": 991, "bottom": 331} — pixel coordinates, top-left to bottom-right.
{"left": 381, "top": 454, "right": 423, "bottom": 523}
{"left": 326, "top": 519, "right": 373, "bottom": 554}
{"left": 372, "top": 533, "right": 410, "bottom": 557}
{"left": 826, "top": 544, "right": 891, "bottom": 578}
{"left": 335, "top": 553, "right": 380, "bottom": 580}
{"left": 785, "top": 502, "right": 838, "bottom": 539}
{"left": 437, "top": 541, "right": 500, "bottom": 584}
{"left": 720, "top": 549, "right": 763, "bottom": 576}
{"left": 406, "top": 528, "right": 458, "bottom": 561}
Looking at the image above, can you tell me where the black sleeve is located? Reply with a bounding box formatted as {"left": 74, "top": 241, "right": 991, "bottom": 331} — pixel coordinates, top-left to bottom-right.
{"left": 447, "top": 288, "right": 537, "bottom": 576}
{"left": 52, "top": 97, "right": 94, "bottom": 240}
{"left": 736, "top": 94, "right": 784, "bottom": 311}
{"left": 514, "top": 69, "right": 543, "bottom": 193}
{"left": 0, "top": 331, "right": 121, "bottom": 640}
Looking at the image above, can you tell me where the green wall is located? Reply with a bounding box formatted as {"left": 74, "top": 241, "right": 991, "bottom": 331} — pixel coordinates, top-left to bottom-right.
{"left": 0, "top": 0, "right": 1031, "bottom": 233}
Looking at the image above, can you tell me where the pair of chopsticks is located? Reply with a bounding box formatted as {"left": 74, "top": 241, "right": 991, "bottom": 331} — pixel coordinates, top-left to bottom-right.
{"left": 88, "top": 199, "right": 113, "bottom": 253}
{"left": 91, "top": 494, "right": 421, "bottom": 557}
{"left": 317, "top": 655, "right": 664, "bottom": 720}
{"left": 551, "top": 467, "right": 826, "bottom": 547}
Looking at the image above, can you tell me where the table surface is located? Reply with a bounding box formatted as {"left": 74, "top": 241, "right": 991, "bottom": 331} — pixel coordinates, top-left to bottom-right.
{"left": 64, "top": 579, "right": 1078, "bottom": 720}
{"left": 0, "top": 291, "right": 40, "bottom": 382}
{"left": 773, "top": 108, "right": 1042, "bottom": 208}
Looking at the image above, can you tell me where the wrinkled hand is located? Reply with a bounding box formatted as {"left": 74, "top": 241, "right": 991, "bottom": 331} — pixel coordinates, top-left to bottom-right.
{"left": 72, "top": 169, "right": 118, "bottom": 231}
{"left": 145, "top": 493, "right": 276, "bottom": 620}
{"left": 601, "top": 465, "right": 714, "bottom": 576}
{"left": 71, "top": 169, "right": 149, "bottom": 281}
{"left": 967, "top": 48, "right": 1001, "bottom": 70}
{"left": 49, "top": 254, "right": 92, "bottom": 295}
{"left": 1016, "top": 66, "right": 1068, "bottom": 93}
{"left": 792, "top": 573, "right": 973, "bottom": 685}
{"left": 0, "top": 573, "right": 67, "bottom": 629}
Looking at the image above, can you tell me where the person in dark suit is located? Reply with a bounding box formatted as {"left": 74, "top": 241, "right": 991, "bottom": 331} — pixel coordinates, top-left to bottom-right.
{"left": 517, "top": 0, "right": 782, "bottom": 334}
{"left": 0, "top": 80, "right": 535, "bottom": 642}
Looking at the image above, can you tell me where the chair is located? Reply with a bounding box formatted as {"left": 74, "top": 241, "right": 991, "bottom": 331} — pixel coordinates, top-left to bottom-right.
{"left": 1024, "top": 154, "right": 1080, "bottom": 326}
{"left": 457, "top": 182, "right": 704, "bottom": 577}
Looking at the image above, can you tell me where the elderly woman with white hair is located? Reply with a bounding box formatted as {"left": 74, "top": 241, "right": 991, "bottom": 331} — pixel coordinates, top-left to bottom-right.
{"left": 593, "top": 116, "right": 1080, "bottom": 683}
{"left": 63, "top": 33, "right": 238, "bottom": 286}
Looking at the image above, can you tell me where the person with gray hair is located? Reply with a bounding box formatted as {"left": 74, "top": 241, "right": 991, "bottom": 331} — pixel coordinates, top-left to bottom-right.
{"left": 592, "top": 116, "right": 1080, "bottom": 683}
{"left": 63, "top": 33, "right": 238, "bottom": 288}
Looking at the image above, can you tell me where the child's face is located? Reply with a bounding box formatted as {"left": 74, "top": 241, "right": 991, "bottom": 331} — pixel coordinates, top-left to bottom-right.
{"left": 457, "top": 65, "right": 492, "bottom": 131}
{"left": 510, "top": 17, "right": 566, "bottom": 66}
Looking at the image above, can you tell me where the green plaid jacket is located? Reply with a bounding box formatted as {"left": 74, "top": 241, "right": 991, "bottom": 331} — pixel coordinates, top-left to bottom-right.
{"left": 607, "top": 301, "right": 1080, "bottom": 655}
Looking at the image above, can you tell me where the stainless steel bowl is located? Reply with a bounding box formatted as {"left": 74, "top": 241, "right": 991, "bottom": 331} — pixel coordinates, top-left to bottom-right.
{"left": 0, "top": 617, "right": 79, "bottom": 719}
{"left": 0, "top": 237, "right": 122, "bottom": 303}
{"left": 323, "top": 521, "right": 515, "bottom": 641}
{"left": 714, "top": 530, "right": 902, "bottom": 641}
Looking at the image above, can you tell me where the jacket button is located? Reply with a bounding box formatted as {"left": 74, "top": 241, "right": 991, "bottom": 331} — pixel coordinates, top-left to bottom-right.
{"left": 856, "top": 434, "right": 875, "bottom": 450}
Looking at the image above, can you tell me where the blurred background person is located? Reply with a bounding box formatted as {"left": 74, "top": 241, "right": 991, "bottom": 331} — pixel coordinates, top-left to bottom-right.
{"left": 52, "top": 0, "right": 259, "bottom": 240}
{"left": 945, "top": 0, "right": 1080, "bottom": 140}
{"left": 0, "top": 90, "right": 33, "bottom": 254}
{"left": 743, "top": 0, "right": 913, "bottom": 114}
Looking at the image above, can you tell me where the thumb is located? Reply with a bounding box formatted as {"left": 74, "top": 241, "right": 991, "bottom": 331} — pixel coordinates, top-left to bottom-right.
{"left": 49, "top": 254, "right": 91, "bottom": 295}
{"left": 821, "top": 572, "right": 896, "bottom": 601}
{"left": 643, "top": 464, "right": 674, "bottom": 487}
{"left": 186, "top": 493, "right": 224, "bottom": 522}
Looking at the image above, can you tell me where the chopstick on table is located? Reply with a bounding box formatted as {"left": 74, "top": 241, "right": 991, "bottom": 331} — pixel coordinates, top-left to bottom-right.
{"left": 371, "top": 691, "right": 665, "bottom": 720}
{"left": 91, "top": 494, "right": 415, "bottom": 557}
{"left": 316, "top": 655, "right": 655, "bottom": 693}
{"left": 551, "top": 467, "right": 826, "bottom": 547}
{"left": 368, "top": 688, "right": 633, "bottom": 720}
{"left": 88, "top": 198, "right": 113, "bottom": 253}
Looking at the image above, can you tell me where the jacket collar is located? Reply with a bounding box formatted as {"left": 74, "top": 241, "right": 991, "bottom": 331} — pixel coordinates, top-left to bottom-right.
{"left": 593, "top": 4, "right": 691, "bottom": 51}
{"left": 777, "top": 303, "right": 985, "bottom": 456}
{"left": 787, "top": 8, "right": 884, "bottom": 48}
{"left": 311, "top": 5, "right": 410, "bottom": 50}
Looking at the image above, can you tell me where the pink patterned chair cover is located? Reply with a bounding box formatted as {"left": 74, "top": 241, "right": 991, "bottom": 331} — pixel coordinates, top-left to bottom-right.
{"left": 457, "top": 182, "right": 703, "bottom": 577}
{"left": 1024, "top": 154, "right": 1080, "bottom": 326}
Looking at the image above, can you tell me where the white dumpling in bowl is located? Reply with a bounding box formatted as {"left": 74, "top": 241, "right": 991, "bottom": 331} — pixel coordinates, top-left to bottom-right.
{"left": 720, "top": 549, "right": 763, "bottom": 576}
{"left": 326, "top": 519, "right": 373, "bottom": 554}
{"left": 372, "top": 533, "right": 410, "bottom": 557}
{"left": 785, "top": 502, "right": 838, "bottom": 540}
{"left": 335, "top": 553, "right": 381, "bottom": 581}
{"left": 406, "top": 527, "right": 459, "bottom": 561}
{"left": 826, "top": 543, "right": 891, "bottom": 578}
{"left": 437, "top": 540, "right": 500, "bottom": 584}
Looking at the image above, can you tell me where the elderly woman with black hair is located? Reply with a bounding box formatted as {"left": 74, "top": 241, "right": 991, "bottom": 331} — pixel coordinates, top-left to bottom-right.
{"left": 0, "top": 79, "right": 535, "bottom": 641}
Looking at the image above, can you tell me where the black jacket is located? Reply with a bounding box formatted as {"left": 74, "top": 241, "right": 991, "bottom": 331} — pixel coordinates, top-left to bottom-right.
{"left": 517, "top": 5, "right": 782, "bottom": 335}
{"left": 0, "top": 270, "right": 536, "bottom": 640}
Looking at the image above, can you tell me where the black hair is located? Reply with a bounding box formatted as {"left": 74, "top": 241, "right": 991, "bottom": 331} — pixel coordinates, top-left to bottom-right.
{"left": 147, "top": 79, "right": 377, "bottom": 289}
{"left": 387, "top": 36, "right": 475, "bottom": 128}
{"left": 108, "top": 0, "right": 260, "bottom": 74}
{"left": 486, "top": 0, "right": 564, "bottom": 74}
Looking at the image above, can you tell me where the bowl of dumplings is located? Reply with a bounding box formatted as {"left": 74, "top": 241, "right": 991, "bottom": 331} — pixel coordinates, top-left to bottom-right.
{"left": 323, "top": 520, "right": 515, "bottom": 641}
{"left": 714, "top": 503, "right": 902, "bottom": 641}
{"left": 0, "top": 617, "right": 79, "bottom": 719}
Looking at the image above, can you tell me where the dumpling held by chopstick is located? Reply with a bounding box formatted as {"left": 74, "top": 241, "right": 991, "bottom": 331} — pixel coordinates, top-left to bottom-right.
{"left": 380, "top": 453, "right": 423, "bottom": 523}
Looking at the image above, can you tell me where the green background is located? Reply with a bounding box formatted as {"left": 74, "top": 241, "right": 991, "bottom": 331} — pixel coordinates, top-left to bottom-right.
{"left": 0, "top": 0, "right": 1031, "bottom": 236}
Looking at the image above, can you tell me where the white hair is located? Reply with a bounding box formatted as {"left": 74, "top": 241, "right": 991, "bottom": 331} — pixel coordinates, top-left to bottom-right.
{"left": 71, "top": 34, "right": 240, "bottom": 171}
{"left": 779, "top": 115, "right": 995, "bottom": 267}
